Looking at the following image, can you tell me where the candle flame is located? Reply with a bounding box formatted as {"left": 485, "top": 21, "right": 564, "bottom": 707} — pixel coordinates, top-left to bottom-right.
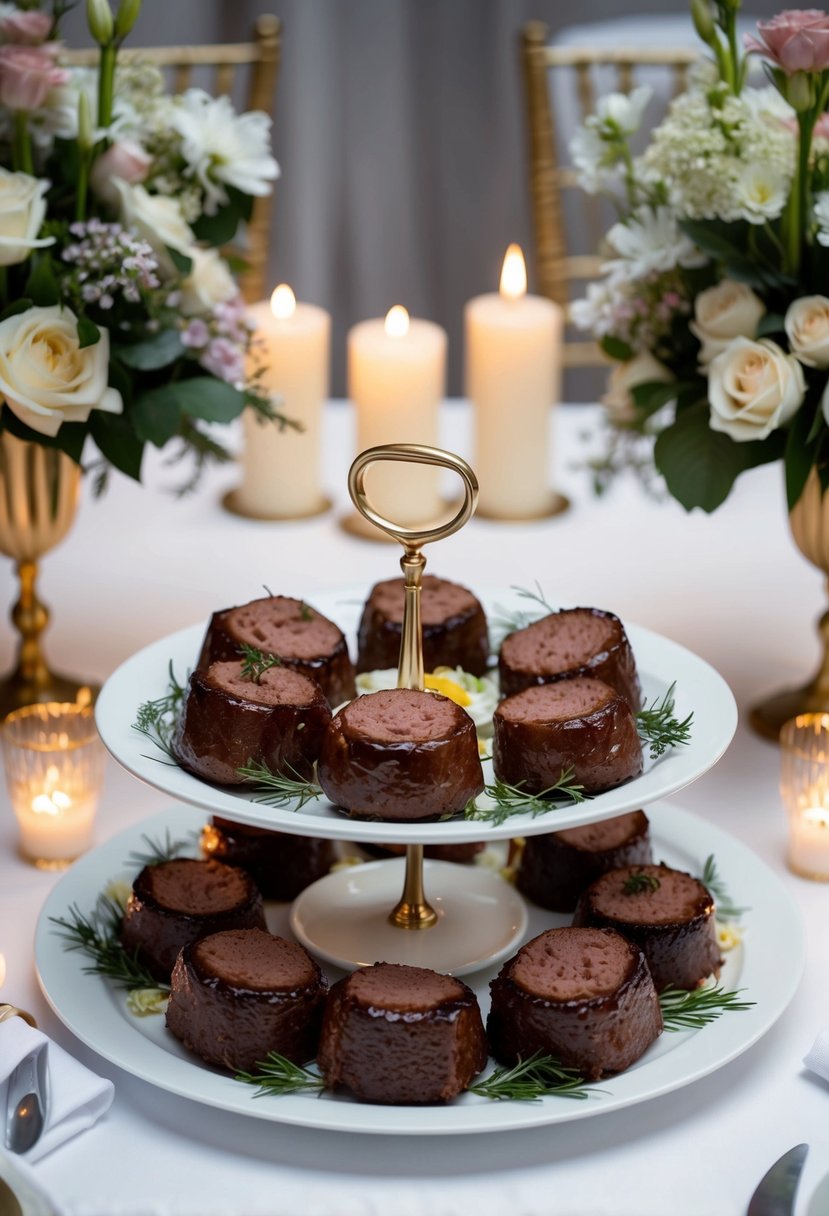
{"left": 385, "top": 305, "right": 410, "bottom": 338}
{"left": 499, "top": 244, "right": 527, "bottom": 301}
{"left": 32, "top": 789, "right": 71, "bottom": 816}
{"left": 270, "top": 283, "right": 296, "bottom": 320}
{"left": 803, "top": 806, "right": 829, "bottom": 828}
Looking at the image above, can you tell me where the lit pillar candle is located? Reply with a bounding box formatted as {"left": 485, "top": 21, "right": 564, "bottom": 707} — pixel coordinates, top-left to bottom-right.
{"left": 347, "top": 306, "right": 446, "bottom": 527}
{"left": 789, "top": 806, "right": 829, "bottom": 879}
{"left": 465, "top": 244, "right": 563, "bottom": 519}
{"left": 234, "top": 285, "right": 331, "bottom": 519}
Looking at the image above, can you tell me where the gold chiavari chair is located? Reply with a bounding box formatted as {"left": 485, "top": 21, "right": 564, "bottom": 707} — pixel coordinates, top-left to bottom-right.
{"left": 64, "top": 14, "right": 282, "bottom": 303}
{"left": 521, "top": 22, "right": 697, "bottom": 371}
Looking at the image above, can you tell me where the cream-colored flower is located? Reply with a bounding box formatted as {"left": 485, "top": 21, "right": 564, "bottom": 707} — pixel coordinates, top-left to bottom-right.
{"left": 0, "top": 167, "right": 53, "bottom": 266}
{"left": 0, "top": 305, "right": 122, "bottom": 437}
{"left": 708, "top": 336, "right": 804, "bottom": 441}
{"left": 113, "top": 179, "right": 193, "bottom": 277}
{"left": 179, "top": 247, "right": 237, "bottom": 315}
{"left": 785, "top": 295, "right": 829, "bottom": 368}
{"left": 602, "top": 352, "right": 673, "bottom": 423}
{"left": 735, "top": 162, "right": 788, "bottom": 223}
{"left": 690, "top": 280, "right": 765, "bottom": 365}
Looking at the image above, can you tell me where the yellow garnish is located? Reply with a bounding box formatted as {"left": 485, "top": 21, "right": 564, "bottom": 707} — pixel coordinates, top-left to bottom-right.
{"left": 716, "top": 922, "right": 743, "bottom": 952}
{"left": 424, "top": 674, "right": 472, "bottom": 706}
{"left": 126, "top": 988, "right": 169, "bottom": 1017}
{"left": 103, "top": 879, "right": 132, "bottom": 911}
{"left": 329, "top": 855, "right": 364, "bottom": 873}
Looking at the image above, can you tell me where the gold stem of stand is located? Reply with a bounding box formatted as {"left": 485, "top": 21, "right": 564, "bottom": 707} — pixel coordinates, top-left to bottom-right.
{"left": 347, "top": 443, "right": 479, "bottom": 932}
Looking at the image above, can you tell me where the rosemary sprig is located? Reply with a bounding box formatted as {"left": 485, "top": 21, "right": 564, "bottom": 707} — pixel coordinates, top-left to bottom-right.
{"left": 49, "top": 898, "right": 170, "bottom": 994}
{"left": 465, "top": 771, "right": 587, "bottom": 827}
{"left": 237, "top": 759, "right": 324, "bottom": 810}
{"left": 658, "top": 984, "right": 754, "bottom": 1031}
{"left": 126, "top": 830, "right": 191, "bottom": 869}
{"left": 238, "top": 643, "right": 281, "bottom": 684}
{"left": 635, "top": 681, "right": 693, "bottom": 759}
{"left": 236, "top": 1052, "right": 324, "bottom": 1097}
{"left": 298, "top": 601, "right": 313, "bottom": 622}
{"left": 133, "top": 661, "right": 187, "bottom": 761}
{"left": 700, "top": 854, "right": 749, "bottom": 921}
{"left": 489, "top": 582, "right": 555, "bottom": 647}
{"left": 622, "top": 871, "right": 661, "bottom": 895}
{"left": 468, "top": 1052, "right": 592, "bottom": 1101}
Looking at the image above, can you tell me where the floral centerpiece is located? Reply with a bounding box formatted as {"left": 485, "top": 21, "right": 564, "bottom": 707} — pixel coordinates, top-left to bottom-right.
{"left": 571, "top": 3, "right": 829, "bottom": 513}
{"left": 0, "top": 0, "right": 283, "bottom": 492}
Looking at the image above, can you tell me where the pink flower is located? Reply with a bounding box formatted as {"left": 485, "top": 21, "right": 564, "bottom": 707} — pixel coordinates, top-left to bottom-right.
{"left": 90, "top": 140, "right": 152, "bottom": 206}
{"left": 745, "top": 10, "right": 829, "bottom": 73}
{"left": 0, "top": 12, "right": 53, "bottom": 45}
{"left": 0, "top": 43, "right": 68, "bottom": 110}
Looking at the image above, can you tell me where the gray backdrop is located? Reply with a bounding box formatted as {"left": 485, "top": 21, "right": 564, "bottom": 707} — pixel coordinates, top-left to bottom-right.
{"left": 62, "top": 0, "right": 784, "bottom": 395}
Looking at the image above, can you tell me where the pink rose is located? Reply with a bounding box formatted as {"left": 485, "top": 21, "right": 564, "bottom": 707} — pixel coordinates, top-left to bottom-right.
{"left": 0, "top": 12, "right": 53, "bottom": 46}
{"left": 745, "top": 10, "right": 829, "bottom": 73}
{"left": 90, "top": 140, "right": 152, "bottom": 206}
{"left": 0, "top": 43, "right": 68, "bottom": 111}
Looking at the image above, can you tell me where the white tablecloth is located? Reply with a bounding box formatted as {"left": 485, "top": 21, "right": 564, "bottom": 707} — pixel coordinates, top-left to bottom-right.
{"left": 0, "top": 402, "right": 826, "bottom": 1216}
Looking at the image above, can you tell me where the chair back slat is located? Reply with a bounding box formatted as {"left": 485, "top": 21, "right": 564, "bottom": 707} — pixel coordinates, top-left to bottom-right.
{"left": 214, "top": 63, "right": 236, "bottom": 98}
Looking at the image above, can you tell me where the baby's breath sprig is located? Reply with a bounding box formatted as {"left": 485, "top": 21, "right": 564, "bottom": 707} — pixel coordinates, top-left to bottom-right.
{"left": 636, "top": 681, "right": 693, "bottom": 759}
{"left": 465, "top": 771, "right": 587, "bottom": 827}
{"left": 238, "top": 643, "right": 281, "bottom": 684}
{"left": 237, "top": 759, "right": 324, "bottom": 810}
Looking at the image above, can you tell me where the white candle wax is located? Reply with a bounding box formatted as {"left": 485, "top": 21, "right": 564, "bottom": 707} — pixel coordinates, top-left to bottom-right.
{"left": 465, "top": 245, "right": 563, "bottom": 519}
{"left": 237, "top": 286, "right": 331, "bottom": 519}
{"left": 788, "top": 805, "right": 829, "bottom": 879}
{"left": 0, "top": 953, "right": 5, "bottom": 989}
{"left": 348, "top": 307, "right": 446, "bottom": 526}
{"left": 15, "top": 788, "right": 97, "bottom": 862}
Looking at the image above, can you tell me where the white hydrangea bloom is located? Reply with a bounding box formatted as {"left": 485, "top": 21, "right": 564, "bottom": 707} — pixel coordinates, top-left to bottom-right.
{"left": 603, "top": 206, "right": 705, "bottom": 282}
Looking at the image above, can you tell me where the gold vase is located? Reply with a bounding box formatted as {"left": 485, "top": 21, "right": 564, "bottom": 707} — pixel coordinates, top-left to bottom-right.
{"left": 0, "top": 431, "right": 96, "bottom": 718}
{"left": 750, "top": 469, "right": 829, "bottom": 740}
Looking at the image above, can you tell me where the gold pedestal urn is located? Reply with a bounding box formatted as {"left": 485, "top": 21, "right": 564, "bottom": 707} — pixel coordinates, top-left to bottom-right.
{"left": 751, "top": 470, "right": 829, "bottom": 741}
{"left": 0, "top": 431, "right": 96, "bottom": 718}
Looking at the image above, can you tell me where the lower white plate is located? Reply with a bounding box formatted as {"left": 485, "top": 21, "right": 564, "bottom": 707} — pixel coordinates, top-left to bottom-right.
{"left": 35, "top": 801, "right": 804, "bottom": 1136}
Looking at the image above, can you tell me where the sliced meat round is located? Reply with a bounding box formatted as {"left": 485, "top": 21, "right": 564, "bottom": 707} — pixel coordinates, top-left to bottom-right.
{"left": 120, "top": 858, "right": 266, "bottom": 983}
{"left": 317, "top": 687, "right": 484, "bottom": 822}
{"left": 356, "top": 575, "right": 489, "bottom": 676}
{"left": 487, "top": 926, "right": 663, "bottom": 1080}
{"left": 573, "top": 863, "right": 722, "bottom": 991}
{"left": 172, "top": 660, "right": 331, "bottom": 786}
{"left": 198, "top": 595, "right": 356, "bottom": 708}
{"left": 517, "top": 811, "right": 652, "bottom": 912}
{"left": 166, "top": 928, "right": 327, "bottom": 1072}
{"left": 317, "top": 962, "right": 488, "bottom": 1103}
{"left": 493, "top": 678, "right": 643, "bottom": 796}
{"left": 201, "top": 818, "right": 336, "bottom": 900}
{"left": 499, "top": 607, "right": 641, "bottom": 708}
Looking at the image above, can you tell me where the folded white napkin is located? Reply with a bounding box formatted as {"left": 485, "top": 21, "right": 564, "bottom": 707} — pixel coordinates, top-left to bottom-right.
{"left": 0, "top": 1014, "right": 114, "bottom": 1162}
{"left": 803, "top": 1029, "right": 829, "bottom": 1082}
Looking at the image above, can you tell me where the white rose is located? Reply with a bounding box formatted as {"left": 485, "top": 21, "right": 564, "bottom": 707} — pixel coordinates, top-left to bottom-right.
{"left": 708, "top": 336, "right": 804, "bottom": 442}
{"left": 178, "top": 247, "right": 237, "bottom": 315}
{"left": 597, "top": 85, "right": 652, "bottom": 136}
{"left": 0, "top": 168, "right": 54, "bottom": 266}
{"left": 785, "top": 295, "right": 829, "bottom": 368}
{"left": 602, "top": 352, "right": 673, "bottom": 424}
{"left": 113, "top": 179, "right": 194, "bottom": 278}
{"left": 0, "top": 305, "right": 122, "bottom": 437}
{"left": 690, "top": 280, "right": 765, "bottom": 365}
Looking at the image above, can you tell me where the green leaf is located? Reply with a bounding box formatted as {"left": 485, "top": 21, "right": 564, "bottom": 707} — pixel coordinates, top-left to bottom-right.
{"left": 148, "top": 377, "right": 247, "bottom": 425}
{"left": 130, "top": 391, "right": 182, "bottom": 447}
{"left": 0, "top": 404, "right": 86, "bottom": 463}
{"left": 76, "top": 314, "right": 100, "bottom": 349}
{"left": 191, "top": 201, "right": 242, "bottom": 247}
{"left": 166, "top": 246, "right": 193, "bottom": 276}
{"left": 24, "top": 256, "right": 60, "bottom": 307}
{"left": 0, "top": 297, "right": 32, "bottom": 321}
{"left": 755, "top": 313, "right": 786, "bottom": 338}
{"left": 630, "top": 380, "right": 680, "bottom": 413}
{"left": 785, "top": 403, "right": 820, "bottom": 510}
{"left": 117, "top": 329, "right": 184, "bottom": 371}
{"left": 600, "top": 335, "right": 633, "bottom": 362}
{"left": 89, "top": 410, "right": 144, "bottom": 481}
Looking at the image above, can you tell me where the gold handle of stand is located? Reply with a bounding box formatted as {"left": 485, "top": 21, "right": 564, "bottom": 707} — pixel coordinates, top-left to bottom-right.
{"left": 347, "top": 444, "right": 479, "bottom": 930}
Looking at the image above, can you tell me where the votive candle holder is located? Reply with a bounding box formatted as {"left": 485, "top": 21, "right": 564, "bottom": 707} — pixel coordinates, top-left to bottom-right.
{"left": 2, "top": 702, "right": 104, "bottom": 869}
{"left": 780, "top": 712, "right": 829, "bottom": 881}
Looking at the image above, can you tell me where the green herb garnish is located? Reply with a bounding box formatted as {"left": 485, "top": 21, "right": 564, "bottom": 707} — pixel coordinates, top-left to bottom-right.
{"left": 299, "top": 601, "right": 313, "bottom": 622}
{"left": 489, "top": 582, "right": 555, "bottom": 647}
{"left": 468, "top": 1052, "right": 592, "bottom": 1101}
{"left": 700, "top": 854, "right": 749, "bottom": 921}
{"left": 237, "top": 759, "right": 324, "bottom": 810}
{"left": 465, "top": 770, "right": 587, "bottom": 827}
{"left": 622, "top": 871, "right": 661, "bottom": 895}
{"left": 236, "top": 1053, "right": 324, "bottom": 1097}
{"left": 132, "top": 661, "right": 187, "bottom": 761}
{"left": 126, "top": 829, "right": 190, "bottom": 869}
{"left": 239, "top": 643, "right": 281, "bottom": 683}
{"left": 49, "top": 898, "right": 170, "bottom": 994}
{"left": 658, "top": 984, "right": 754, "bottom": 1030}
{"left": 636, "top": 681, "right": 693, "bottom": 759}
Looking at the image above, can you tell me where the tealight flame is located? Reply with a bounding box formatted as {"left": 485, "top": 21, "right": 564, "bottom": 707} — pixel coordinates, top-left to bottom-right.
{"left": 32, "top": 789, "right": 71, "bottom": 816}
{"left": 499, "top": 243, "right": 527, "bottom": 301}
{"left": 803, "top": 807, "right": 829, "bottom": 829}
{"left": 385, "top": 305, "right": 410, "bottom": 338}
{"left": 270, "top": 283, "right": 296, "bottom": 320}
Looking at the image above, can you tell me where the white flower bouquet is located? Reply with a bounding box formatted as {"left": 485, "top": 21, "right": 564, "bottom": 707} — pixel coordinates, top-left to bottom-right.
{"left": 572, "top": 3, "right": 829, "bottom": 512}
{"left": 0, "top": 0, "right": 284, "bottom": 491}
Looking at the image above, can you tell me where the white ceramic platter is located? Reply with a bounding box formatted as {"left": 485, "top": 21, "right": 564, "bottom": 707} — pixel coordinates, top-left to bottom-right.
{"left": 94, "top": 586, "right": 738, "bottom": 845}
{"left": 35, "top": 801, "right": 804, "bottom": 1136}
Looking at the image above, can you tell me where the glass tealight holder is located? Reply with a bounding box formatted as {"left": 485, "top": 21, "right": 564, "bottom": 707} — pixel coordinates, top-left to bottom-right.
{"left": 2, "top": 702, "right": 104, "bottom": 869}
{"left": 780, "top": 712, "right": 829, "bottom": 882}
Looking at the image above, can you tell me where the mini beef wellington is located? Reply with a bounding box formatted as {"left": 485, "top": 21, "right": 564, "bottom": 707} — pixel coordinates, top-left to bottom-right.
{"left": 120, "top": 858, "right": 266, "bottom": 983}
{"left": 487, "top": 927, "right": 662, "bottom": 1080}
{"left": 201, "top": 818, "right": 336, "bottom": 900}
{"left": 172, "top": 660, "right": 331, "bottom": 787}
{"left": 166, "top": 928, "right": 327, "bottom": 1072}
{"left": 317, "top": 687, "right": 484, "bottom": 822}
{"left": 517, "top": 811, "right": 652, "bottom": 912}
{"left": 197, "top": 595, "right": 356, "bottom": 708}
{"left": 573, "top": 863, "right": 722, "bottom": 991}
{"left": 499, "top": 607, "right": 641, "bottom": 708}
{"left": 317, "top": 962, "right": 488, "bottom": 1103}
{"left": 356, "top": 575, "right": 489, "bottom": 677}
{"left": 493, "top": 678, "right": 642, "bottom": 796}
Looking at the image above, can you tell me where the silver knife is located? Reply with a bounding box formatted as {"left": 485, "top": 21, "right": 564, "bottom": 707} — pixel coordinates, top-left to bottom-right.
{"left": 748, "top": 1144, "right": 809, "bottom": 1216}
{"left": 4, "top": 1045, "right": 47, "bottom": 1155}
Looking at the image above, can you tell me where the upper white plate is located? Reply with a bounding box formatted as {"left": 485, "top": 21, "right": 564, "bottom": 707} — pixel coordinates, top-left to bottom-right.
{"left": 95, "top": 586, "right": 738, "bottom": 844}
{"left": 35, "top": 801, "right": 804, "bottom": 1136}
